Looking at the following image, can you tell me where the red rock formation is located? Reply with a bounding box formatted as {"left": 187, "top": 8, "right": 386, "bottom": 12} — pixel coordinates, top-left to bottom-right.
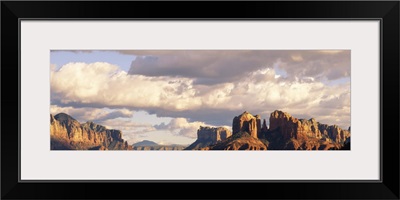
{"left": 201, "top": 132, "right": 267, "bottom": 150}
{"left": 50, "top": 113, "right": 132, "bottom": 150}
{"left": 318, "top": 124, "right": 350, "bottom": 143}
{"left": 269, "top": 110, "right": 306, "bottom": 140}
{"left": 269, "top": 111, "right": 330, "bottom": 140}
{"left": 232, "top": 111, "right": 260, "bottom": 138}
{"left": 185, "top": 126, "right": 232, "bottom": 150}
{"left": 267, "top": 110, "right": 351, "bottom": 150}
{"left": 197, "top": 126, "right": 232, "bottom": 142}
{"left": 299, "top": 118, "right": 322, "bottom": 139}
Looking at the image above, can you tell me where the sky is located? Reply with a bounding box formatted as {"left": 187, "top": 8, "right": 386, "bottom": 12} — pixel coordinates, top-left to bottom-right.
{"left": 50, "top": 50, "right": 351, "bottom": 145}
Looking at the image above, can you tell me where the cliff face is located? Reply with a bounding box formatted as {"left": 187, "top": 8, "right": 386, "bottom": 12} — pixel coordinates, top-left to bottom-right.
{"left": 266, "top": 110, "right": 350, "bottom": 150}
{"left": 50, "top": 113, "right": 131, "bottom": 150}
{"left": 184, "top": 126, "right": 232, "bottom": 150}
{"left": 299, "top": 118, "right": 322, "bottom": 139}
{"left": 268, "top": 110, "right": 303, "bottom": 140}
{"left": 197, "top": 126, "right": 232, "bottom": 142}
{"left": 232, "top": 111, "right": 261, "bottom": 138}
{"left": 318, "top": 124, "right": 350, "bottom": 143}
{"left": 268, "top": 110, "right": 350, "bottom": 141}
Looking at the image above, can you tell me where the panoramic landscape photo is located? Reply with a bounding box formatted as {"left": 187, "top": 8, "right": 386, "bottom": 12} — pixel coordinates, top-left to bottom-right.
{"left": 50, "top": 50, "right": 351, "bottom": 150}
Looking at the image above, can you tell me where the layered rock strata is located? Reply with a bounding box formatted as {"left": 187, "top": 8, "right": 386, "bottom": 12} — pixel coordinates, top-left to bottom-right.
{"left": 50, "top": 113, "right": 131, "bottom": 150}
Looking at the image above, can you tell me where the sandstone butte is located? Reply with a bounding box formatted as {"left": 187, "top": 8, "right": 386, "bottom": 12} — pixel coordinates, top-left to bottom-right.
{"left": 184, "top": 126, "right": 232, "bottom": 150}
{"left": 186, "top": 110, "right": 351, "bottom": 150}
{"left": 268, "top": 110, "right": 350, "bottom": 143}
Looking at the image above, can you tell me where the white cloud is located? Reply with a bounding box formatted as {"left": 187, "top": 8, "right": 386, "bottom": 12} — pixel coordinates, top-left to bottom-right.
{"left": 50, "top": 105, "right": 133, "bottom": 123}
{"left": 154, "top": 118, "right": 207, "bottom": 138}
{"left": 51, "top": 62, "right": 202, "bottom": 111}
{"left": 51, "top": 61, "right": 351, "bottom": 129}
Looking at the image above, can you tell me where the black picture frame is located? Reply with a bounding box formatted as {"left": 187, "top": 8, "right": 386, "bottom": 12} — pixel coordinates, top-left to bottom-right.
{"left": 1, "top": 1, "right": 399, "bottom": 199}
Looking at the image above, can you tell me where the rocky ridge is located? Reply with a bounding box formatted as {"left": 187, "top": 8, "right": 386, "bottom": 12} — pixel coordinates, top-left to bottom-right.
{"left": 264, "top": 110, "right": 350, "bottom": 150}
{"left": 51, "top": 110, "right": 350, "bottom": 151}
{"left": 50, "top": 113, "right": 131, "bottom": 150}
{"left": 187, "top": 110, "right": 351, "bottom": 150}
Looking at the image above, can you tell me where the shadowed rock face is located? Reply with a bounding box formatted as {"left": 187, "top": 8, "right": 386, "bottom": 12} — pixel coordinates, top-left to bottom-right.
{"left": 232, "top": 111, "right": 261, "bottom": 138}
{"left": 269, "top": 110, "right": 305, "bottom": 140}
{"left": 261, "top": 119, "right": 268, "bottom": 132}
{"left": 266, "top": 110, "right": 351, "bottom": 150}
{"left": 318, "top": 124, "right": 350, "bottom": 143}
{"left": 197, "top": 126, "right": 232, "bottom": 142}
{"left": 50, "top": 113, "right": 131, "bottom": 150}
{"left": 268, "top": 111, "right": 339, "bottom": 140}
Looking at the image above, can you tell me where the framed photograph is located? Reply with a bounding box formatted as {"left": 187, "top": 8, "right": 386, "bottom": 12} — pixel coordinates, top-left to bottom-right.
{"left": 2, "top": 1, "right": 399, "bottom": 199}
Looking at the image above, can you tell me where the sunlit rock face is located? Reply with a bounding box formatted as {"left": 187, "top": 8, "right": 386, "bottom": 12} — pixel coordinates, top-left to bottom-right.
{"left": 232, "top": 111, "right": 261, "bottom": 138}
{"left": 185, "top": 126, "right": 232, "bottom": 150}
{"left": 266, "top": 110, "right": 351, "bottom": 150}
{"left": 269, "top": 110, "right": 305, "bottom": 140}
{"left": 318, "top": 123, "right": 350, "bottom": 143}
{"left": 50, "top": 113, "right": 131, "bottom": 150}
{"left": 197, "top": 126, "right": 232, "bottom": 142}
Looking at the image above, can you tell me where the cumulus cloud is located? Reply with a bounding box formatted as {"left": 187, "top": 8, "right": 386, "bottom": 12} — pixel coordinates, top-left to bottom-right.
{"left": 154, "top": 118, "right": 207, "bottom": 138}
{"left": 126, "top": 50, "right": 350, "bottom": 84}
{"left": 54, "top": 50, "right": 350, "bottom": 84}
{"left": 99, "top": 118, "right": 156, "bottom": 133}
{"left": 51, "top": 62, "right": 201, "bottom": 111}
{"left": 51, "top": 62, "right": 350, "bottom": 129}
{"left": 278, "top": 50, "right": 350, "bottom": 81}
{"left": 50, "top": 105, "right": 133, "bottom": 123}
{"left": 128, "top": 51, "right": 270, "bottom": 85}
{"left": 319, "top": 92, "right": 351, "bottom": 109}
